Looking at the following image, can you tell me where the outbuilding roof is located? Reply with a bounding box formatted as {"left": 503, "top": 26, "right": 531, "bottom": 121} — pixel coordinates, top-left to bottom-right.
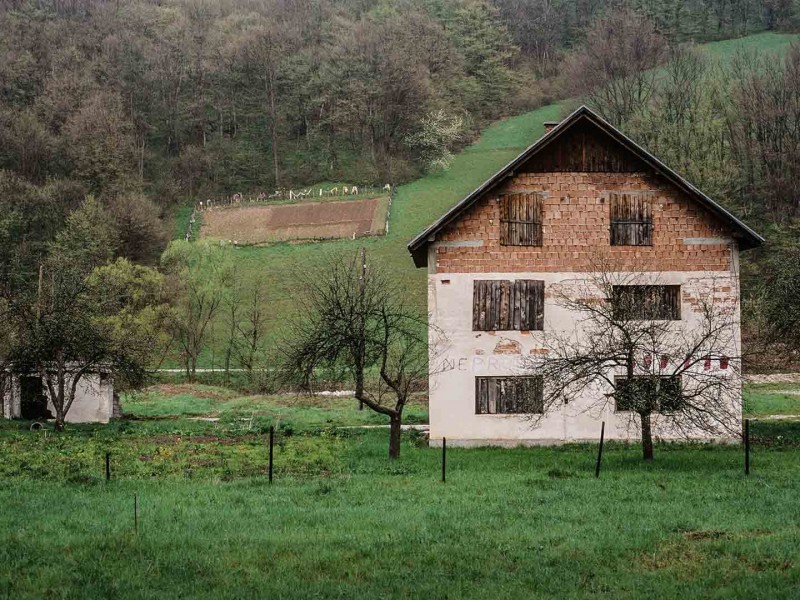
{"left": 408, "top": 105, "right": 764, "bottom": 268}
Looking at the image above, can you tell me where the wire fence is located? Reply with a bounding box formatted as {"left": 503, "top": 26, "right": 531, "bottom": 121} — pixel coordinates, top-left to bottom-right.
{"left": 184, "top": 184, "right": 394, "bottom": 242}
{"left": 195, "top": 184, "right": 392, "bottom": 212}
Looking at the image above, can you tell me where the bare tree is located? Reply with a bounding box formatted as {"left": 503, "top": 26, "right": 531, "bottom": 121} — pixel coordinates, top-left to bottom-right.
{"left": 563, "top": 9, "right": 667, "bottom": 126}
{"left": 727, "top": 43, "right": 800, "bottom": 220}
{"left": 232, "top": 277, "right": 268, "bottom": 376}
{"left": 161, "top": 241, "right": 232, "bottom": 379}
{"left": 224, "top": 271, "right": 268, "bottom": 380}
{"left": 282, "top": 249, "right": 437, "bottom": 459}
{"left": 525, "top": 259, "right": 743, "bottom": 461}
{"left": 222, "top": 264, "right": 244, "bottom": 386}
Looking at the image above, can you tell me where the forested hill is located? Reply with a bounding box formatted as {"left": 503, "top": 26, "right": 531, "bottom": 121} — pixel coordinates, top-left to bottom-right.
{"left": 1, "top": 0, "right": 799, "bottom": 212}
{"left": 172, "top": 31, "right": 798, "bottom": 367}
{"left": 2, "top": 2, "right": 800, "bottom": 369}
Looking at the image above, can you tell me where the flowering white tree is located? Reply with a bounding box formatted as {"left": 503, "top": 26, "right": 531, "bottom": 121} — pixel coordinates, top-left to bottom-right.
{"left": 405, "top": 110, "right": 466, "bottom": 172}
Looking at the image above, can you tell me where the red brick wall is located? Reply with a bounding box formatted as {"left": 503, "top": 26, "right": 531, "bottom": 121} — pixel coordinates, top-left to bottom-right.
{"left": 435, "top": 172, "right": 733, "bottom": 273}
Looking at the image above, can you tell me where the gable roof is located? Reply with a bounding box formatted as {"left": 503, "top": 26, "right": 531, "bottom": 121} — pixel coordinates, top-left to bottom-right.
{"left": 408, "top": 105, "right": 764, "bottom": 268}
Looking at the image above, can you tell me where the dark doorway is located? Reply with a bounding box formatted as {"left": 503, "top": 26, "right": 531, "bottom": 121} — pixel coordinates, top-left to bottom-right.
{"left": 20, "top": 376, "right": 52, "bottom": 420}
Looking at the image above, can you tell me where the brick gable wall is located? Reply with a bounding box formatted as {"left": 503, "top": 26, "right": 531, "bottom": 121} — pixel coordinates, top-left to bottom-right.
{"left": 434, "top": 171, "right": 733, "bottom": 273}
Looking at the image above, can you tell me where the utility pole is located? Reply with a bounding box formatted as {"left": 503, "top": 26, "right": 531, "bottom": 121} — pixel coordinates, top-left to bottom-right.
{"left": 37, "top": 264, "right": 43, "bottom": 320}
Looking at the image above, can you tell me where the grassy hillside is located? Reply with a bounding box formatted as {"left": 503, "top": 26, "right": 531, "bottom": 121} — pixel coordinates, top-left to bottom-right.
{"left": 189, "top": 33, "right": 800, "bottom": 367}
{"left": 700, "top": 31, "right": 800, "bottom": 58}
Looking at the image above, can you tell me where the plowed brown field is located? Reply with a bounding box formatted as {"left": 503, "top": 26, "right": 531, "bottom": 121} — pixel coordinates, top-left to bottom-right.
{"left": 200, "top": 196, "right": 389, "bottom": 244}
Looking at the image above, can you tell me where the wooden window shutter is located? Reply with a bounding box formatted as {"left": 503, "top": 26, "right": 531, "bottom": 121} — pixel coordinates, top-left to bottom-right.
{"left": 517, "top": 279, "right": 544, "bottom": 331}
{"left": 473, "top": 280, "right": 544, "bottom": 331}
{"left": 612, "top": 285, "right": 681, "bottom": 320}
{"left": 610, "top": 193, "right": 652, "bottom": 246}
{"left": 500, "top": 192, "right": 543, "bottom": 246}
{"left": 475, "top": 376, "right": 544, "bottom": 414}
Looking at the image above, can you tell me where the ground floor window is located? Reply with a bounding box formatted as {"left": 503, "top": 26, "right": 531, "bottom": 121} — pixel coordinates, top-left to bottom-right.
{"left": 614, "top": 376, "right": 683, "bottom": 413}
{"left": 475, "top": 376, "right": 544, "bottom": 414}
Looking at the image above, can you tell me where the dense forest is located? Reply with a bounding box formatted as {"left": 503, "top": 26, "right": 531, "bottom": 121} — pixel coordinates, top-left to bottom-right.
{"left": 2, "top": 0, "right": 799, "bottom": 206}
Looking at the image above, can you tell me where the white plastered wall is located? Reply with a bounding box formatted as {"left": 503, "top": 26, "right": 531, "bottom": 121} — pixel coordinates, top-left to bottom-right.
{"left": 1, "top": 372, "right": 113, "bottom": 423}
{"left": 52, "top": 373, "right": 114, "bottom": 423}
{"left": 428, "top": 267, "right": 742, "bottom": 447}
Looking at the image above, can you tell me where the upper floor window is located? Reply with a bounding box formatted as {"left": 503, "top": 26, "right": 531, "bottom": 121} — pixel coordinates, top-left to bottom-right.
{"left": 500, "top": 192, "right": 543, "bottom": 246}
{"left": 473, "top": 279, "right": 544, "bottom": 331}
{"left": 612, "top": 285, "right": 681, "bottom": 320}
{"left": 476, "top": 376, "right": 544, "bottom": 414}
{"left": 610, "top": 192, "right": 652, "bottom": 246}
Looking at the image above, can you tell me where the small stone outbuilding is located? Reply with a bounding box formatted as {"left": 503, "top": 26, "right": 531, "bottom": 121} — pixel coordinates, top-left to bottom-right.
{"left": 2, "top": 366, "right": 118, "bottom": 423}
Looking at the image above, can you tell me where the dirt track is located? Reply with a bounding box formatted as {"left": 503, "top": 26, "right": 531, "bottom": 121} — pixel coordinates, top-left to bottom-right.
{"left": 200, "top": 197, "right": 387, "bottom": 244}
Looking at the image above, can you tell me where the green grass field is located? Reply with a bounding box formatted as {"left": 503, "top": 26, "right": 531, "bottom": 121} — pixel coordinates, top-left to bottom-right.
{"left": 1, "top": 382, "right": 799, "bottom": 598}
{"left": 179, "top": 32, "right": 800, "bottom": 367}
{"left": 744, "top": 383, "right": 800, "bottom": 417}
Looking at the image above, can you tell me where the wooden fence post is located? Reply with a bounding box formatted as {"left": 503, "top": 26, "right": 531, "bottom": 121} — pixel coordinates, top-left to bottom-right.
{"left": 105, "top": 452, "right": 111, "bottom": 482}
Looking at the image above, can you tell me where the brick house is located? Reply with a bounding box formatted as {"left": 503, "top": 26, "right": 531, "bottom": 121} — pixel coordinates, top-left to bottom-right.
{"left": 408, "top": 106, "right": 763, "bottom": 447}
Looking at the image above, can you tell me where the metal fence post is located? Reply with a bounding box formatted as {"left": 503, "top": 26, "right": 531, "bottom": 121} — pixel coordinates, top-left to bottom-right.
{"left": 441, "top": 437, "right": 447, "bottom": 483}
{"left": 595, "top": 421, "right": 605, "bottom": 478}
{"left": 745, "top": 418, "right": 750, "bottom": 476}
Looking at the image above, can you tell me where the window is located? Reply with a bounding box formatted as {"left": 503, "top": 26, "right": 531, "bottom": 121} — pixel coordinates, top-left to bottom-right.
{"left": 500, "top": 192, "right": 543, "bottom": 246}
{"left": 473, "top": 279, "right": 544, "bottom": 331}
{"left": 615, "top": 376, "right": 683, "bottom": 413}
{"left": 612, "top": 285, "right": 681, "bottom": 320}
{"left": 610, "top": 192, "right": 652, "bottom": 246}
{"left": 476, "top": 376, "right": 544, "bottom": 414}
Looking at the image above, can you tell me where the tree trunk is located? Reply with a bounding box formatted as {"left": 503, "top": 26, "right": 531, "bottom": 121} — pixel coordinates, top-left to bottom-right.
{"left": 389, "top": 413, "right": 402, "bottom": 460}
{"left": 355, "top": 367, "right": 364, "bottom": 411}
{"left": 641, "top": 412, "right": 654, "bottom": 461}
{"left": 53, "top": 386, "right": 65, "bottom": 431}
{"left": 267, "top": 70, "right": 280, "bottom": 188}
{"left": 224, "top": 347, "right": 231, "bottom": 385}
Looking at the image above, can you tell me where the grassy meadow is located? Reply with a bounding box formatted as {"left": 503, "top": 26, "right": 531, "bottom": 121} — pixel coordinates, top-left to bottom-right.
{"left": 180, "top": 32, "right": 800, "bottom": 367}
{"left": 0, "top": 381, "right": 799, "bottom": 598}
